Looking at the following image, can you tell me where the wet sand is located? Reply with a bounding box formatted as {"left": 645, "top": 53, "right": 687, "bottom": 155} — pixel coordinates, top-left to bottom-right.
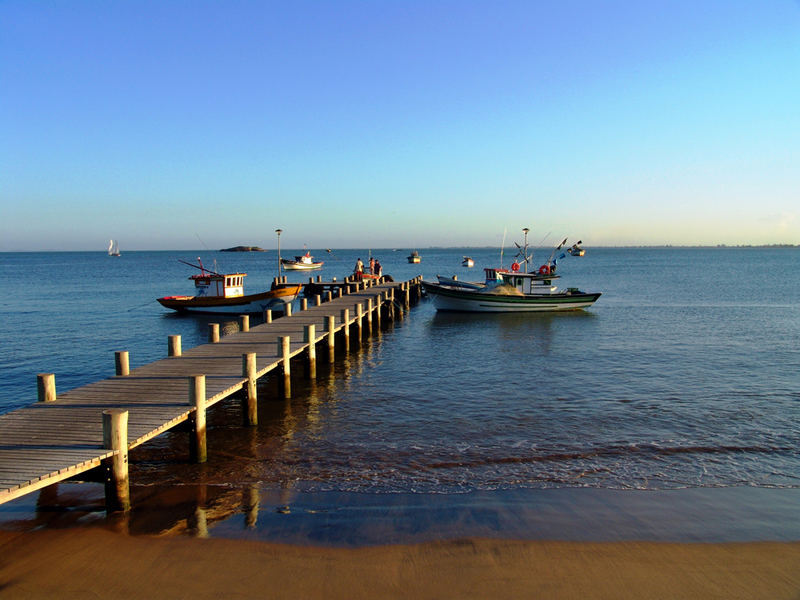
{"left": 1, "top": 528, "right": 799, "bottom": 599}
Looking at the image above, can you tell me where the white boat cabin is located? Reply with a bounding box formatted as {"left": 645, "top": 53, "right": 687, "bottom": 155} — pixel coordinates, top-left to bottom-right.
{"left": 484, "top": 268, "right": 560, "bottom": 296}
{"left": 190, "top": 272, "right": 246, "bottom": 298}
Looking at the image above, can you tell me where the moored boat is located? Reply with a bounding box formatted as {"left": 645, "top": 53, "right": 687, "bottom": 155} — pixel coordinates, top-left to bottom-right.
{"left": 407, "top": 250, "right": 421, "bottom": 264}
{"left": 422, "top": 230, "right": 600, "bottom": 312}
{"left": 157, "top": 260, "right": 301, "bottom": 314}
{"left": 462, "top": 256, "right": 474, "bottom": 267}
{"left": 281, "top": 251, "right": 323, "bottom": 270}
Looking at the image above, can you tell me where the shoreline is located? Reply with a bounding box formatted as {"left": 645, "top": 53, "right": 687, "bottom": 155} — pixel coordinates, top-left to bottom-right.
{"left": 1, "top": 529, "right": 799, "bottom": 599}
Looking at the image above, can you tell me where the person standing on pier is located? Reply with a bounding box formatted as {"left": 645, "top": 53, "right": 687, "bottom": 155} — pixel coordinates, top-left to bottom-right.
{"left": 354, "top": 258, "right": 364, "bottom": 280}
{"left": 373, "top": 259, "right": 382, "bottom": 277}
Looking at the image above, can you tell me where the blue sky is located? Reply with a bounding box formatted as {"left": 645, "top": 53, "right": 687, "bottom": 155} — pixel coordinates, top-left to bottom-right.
{"left": 2, "top": 1, "right": 798, "bottom": 250}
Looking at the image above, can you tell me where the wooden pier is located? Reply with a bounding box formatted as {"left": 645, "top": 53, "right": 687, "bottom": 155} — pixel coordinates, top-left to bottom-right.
{"left": 0, "top": 277, "right": 423, "bottom": 510}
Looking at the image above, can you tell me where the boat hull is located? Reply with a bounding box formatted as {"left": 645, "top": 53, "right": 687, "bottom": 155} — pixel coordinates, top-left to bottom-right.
{"left": 281, "top": 261, "right": 323, "bottom": 271}
{"left": 157, "top": 286, "right": 301, "bottom": 314}
{"left": 422, "top": 282, "right": 600, "bottom": 312}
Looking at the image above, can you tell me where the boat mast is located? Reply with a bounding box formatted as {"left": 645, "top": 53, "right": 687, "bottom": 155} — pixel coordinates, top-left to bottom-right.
{"left": 522, "top": 227, "right": 530, "bottom": 274}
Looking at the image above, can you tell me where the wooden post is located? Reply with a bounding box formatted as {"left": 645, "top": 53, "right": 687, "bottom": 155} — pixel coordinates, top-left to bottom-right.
{"left": 335, "top": 287, "right": 342, "bottom": 298}
{"left": 239, "top": 315, "right": 250, "bottom": 332}
{"left": 189, "top": 375, "right": 207, "bottom": 463}
{"left": 326, "top": 291, "right": 333, "bottom": 303}
{"left": 315, "top": 294, "right": 322, "bottom": 307}
{"left": 304, "top": 324, "right": 316, "bottom": 379}
{"left": 273, "top": 277, "right": 279, "bottom": 287}
{"left": 168, "top": 335, "right": 182, "bottom": 357}
{"left": 301, "top": 298, "right": 308, "bottom": 311}
{"left": 404, "top": 282, "right": 410, "bottom": 309}
{"left": 264, "top": 309, "right": 272, "bottom": 323}
{"left": 285, "top": 302, "right": 293, "bottom": 317}
{"left": 244, "top": 485, "right": 259, "bottom": 529}
{"left": 242, "top": 353, "right": 257, "bottom": 426}
{"left": 37, "top": 373, "right": 56, "bottom": 403}
{"left": 341, "top": 308, "right": 350, "bottom": 351}
{"left": 280, "top": 336, "right": 291, "bottom": 398}
{"left": 103, "top": 409, "right": 130, "bottom": 512}
{"left": 115, "top": 351, "right": 130, "bottom": 376}
{"left": 366, "top": 297, "right": 373, "bottom": 335}
{"left": 389, "top": 288, "right": 396, "bottom": 321}
{"left": 375, "top": 292, "right": 382, "bottom": 328}
{"left": 356, "top": 303, "right": 363, "bottom": 341}
{"left": 327, "top": 315, "right": 336, "bottom": 362}
{"left": 209, "top": 323, "right": 220, "bottom": 343}
{"left": 316, "top": 275, "right": 322, "bottom": 283}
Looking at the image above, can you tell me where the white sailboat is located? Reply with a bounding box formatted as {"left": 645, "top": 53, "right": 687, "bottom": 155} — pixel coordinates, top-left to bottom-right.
{"left": 108, "top": 239, "right": 121, "bottom": 257}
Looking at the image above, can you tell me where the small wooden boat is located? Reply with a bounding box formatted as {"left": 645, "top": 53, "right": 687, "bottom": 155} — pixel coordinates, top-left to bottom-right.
{"left": 281, "top": 251, "right": 323, "bottom": 270}
{"left": 408, "top": 250, "right": 421, "bottom": 264}
{"left": 157, "top": 260, "right": 301, "bottom": 314}
{"left": 462, "top": 256, "right": 474, "bottom": 267}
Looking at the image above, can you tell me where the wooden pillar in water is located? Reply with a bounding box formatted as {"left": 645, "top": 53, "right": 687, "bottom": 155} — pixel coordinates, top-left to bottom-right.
{"left": 242, "top": 353, "right": 257, "bottom": 426}
{"left": 103, "top": 408, "right": 130, "bottom": 512}
{"left": 356, "top": 303, "right": 364, "bottom": 342}
{"left": 304, "top": 324, "right": 316, "bottom": 379}
{"left": 168, "top": 335, "right": 182, "bottom": 357}
{"left": 375, "top": 292, "right": 382, "bottom": 328}
{"left": 115, "top": 351, "right": 130, "bottom": 376}
{"left": 366, "top": 298, "right": 373, "bottom": 335}
{"left": 327, "top": 315, "right": 336, "bottom": 362}
{"left": 37, "top": 373, "right": 56, "bottom": 403}
{"left": 239, "top": 315, "right": 250, "bottom": 332}
{"left": 208, "top": 323, "right": 220, "bottom": 343}
{"left": 189, "top": 375, "right": 207, "bottom": 463}
{"left": 280, "top": 336, "right": 291, "bottom": 398}
{"left": 404, "top": 282, "right": 410, "bottom": 309}
{"left": 341, "top": 308, "right": 350, "bottom": 351}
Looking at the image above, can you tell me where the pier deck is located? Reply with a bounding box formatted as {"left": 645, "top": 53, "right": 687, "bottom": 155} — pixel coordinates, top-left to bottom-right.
{"left": 0, "top": 278, "right": 421, "bottom": 507}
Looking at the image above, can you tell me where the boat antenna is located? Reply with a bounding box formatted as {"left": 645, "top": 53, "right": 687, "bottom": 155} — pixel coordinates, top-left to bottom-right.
{"left": 275, "top": 229, "right": 283, "bottom": 277}
{"left": 178, "top": 258, "right": 222, "bottom": 276}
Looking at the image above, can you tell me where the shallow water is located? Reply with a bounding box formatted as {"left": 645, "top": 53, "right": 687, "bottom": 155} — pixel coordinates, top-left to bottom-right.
{"left": 1, "top": 247, "right": 799, "bottom": 541}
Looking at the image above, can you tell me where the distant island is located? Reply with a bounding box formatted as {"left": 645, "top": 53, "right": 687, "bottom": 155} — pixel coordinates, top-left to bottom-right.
{"left": 220, "top": 246, "right": 266, "bottom": 252}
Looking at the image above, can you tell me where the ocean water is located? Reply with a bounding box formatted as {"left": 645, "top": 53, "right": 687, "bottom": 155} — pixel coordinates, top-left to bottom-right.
{"left": 1, "top": 247, "right": 799, "bottom": 541}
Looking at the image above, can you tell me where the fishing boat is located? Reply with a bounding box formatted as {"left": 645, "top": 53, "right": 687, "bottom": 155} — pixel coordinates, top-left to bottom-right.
{"left": 462, "top": 256, "right": 474, "bottom": 267}
{"left": 408, "top": 250, "right": 421, "bottom": 264}
{"left": 157, "top": 259, "right": 301, "bottom": 314}
{"left": 280, "top": 251, "right": 323, "bottom": 270}
{"left": 422, "top": 230, "right": 600, "bottom": 312}
{"left": 568, "top": 241, "right": 586, "bottom": 256}
{"left": 108, "top": 239, "right": 120, "bottom": 257}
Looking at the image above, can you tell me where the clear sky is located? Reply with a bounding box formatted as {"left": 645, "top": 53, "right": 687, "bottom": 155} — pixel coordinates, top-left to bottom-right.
{"left": 2, "top": 1, "right": 798, "bottom": 251}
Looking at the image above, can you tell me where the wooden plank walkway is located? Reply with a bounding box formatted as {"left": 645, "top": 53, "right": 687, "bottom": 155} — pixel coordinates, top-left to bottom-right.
{"left": 0, "top": 278, "right": 422, "bottom": 507}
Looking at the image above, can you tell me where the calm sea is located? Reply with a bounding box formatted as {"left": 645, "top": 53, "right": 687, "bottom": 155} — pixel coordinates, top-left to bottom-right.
{"left": 1, "top": 247, "right": 799, "bottom": 542}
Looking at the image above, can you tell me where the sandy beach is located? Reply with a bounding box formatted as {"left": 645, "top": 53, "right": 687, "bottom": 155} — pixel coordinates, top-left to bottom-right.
{"left": 1, "top": 528, "right": 799, "bottom": 599}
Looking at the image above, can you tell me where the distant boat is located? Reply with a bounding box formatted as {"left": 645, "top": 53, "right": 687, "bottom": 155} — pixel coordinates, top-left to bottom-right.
{"left": 108, "top": 239, "right": 120, "bottom": 257}
{"left": 462, "top": 256, "right": 474, "bottom": 268}
{"left": 157, "top": 259, "right": 301, "bottom": 314}
{"left": 281, "top": 251, "right": 323, "bottom": 271}
{"left": 568, "top": 240, "right": 585, "bottom": 256}
{"left": 407, "top": 250, "right": 421, "bottom": 264}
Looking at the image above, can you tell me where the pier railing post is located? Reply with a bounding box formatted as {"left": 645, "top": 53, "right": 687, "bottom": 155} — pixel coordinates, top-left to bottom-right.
{"left": 285, "top": 302, "right": 293, "bottom": 317}
{"left": 356, "top": 303, "right": 364, "bottom": 342}
{"left": 304, "top": 324, "right": 316, "bottom": 379}
{"left": 239, "top": 315, "right": 250, "bottom": 332}
{"left": 168, "top": 335, "right": 182, "bottom": 357}
{"left": 189, "top": 375, "right": 207, "bottom": 463}
{"left": 301, "top": 298, "right": 308, "bottom": 311}
{"left": 326, "top": 291, "right": 333, "bottom": 303}
{"left": 209, "top": 323, "right": 220, "bottom": 343}
{"left": 102, "top": 409, "right": 130, "bottom": 512}
{"left": 366, "top": 298, "right": 373, "bottom": 335}
{"left": 242, "top": 353, "right": 258, "bottom": 426}
{"left": 327, "top": 315, "right": 336, "bottom": 362}
{"left": 280, "top": 336, "right": 291, "bottom": 398}
{"left": 375, "top": 292, "right": 382, "bottom": 328}
{"left": 37, "top": 373, "right": 56, "bottom": 403}
{"left": 115, "top": 351, "right": 130, "bottom": 376}
{"left": 315, "top": 294, "right": 322, "bottom": 307}
{"left": 264, "top": 309, "right": 272, "bottom": 323}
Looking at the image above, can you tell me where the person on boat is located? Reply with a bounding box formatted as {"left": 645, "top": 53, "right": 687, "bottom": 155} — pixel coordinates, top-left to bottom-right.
{"left": 354, "top": 258, "right": 364, "bottom": 280}
{"left": 369, "top": 257, "right": 376, "bottom": 275}
{"left": 373, "top": 259, "right": 382, "bottom": 278}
